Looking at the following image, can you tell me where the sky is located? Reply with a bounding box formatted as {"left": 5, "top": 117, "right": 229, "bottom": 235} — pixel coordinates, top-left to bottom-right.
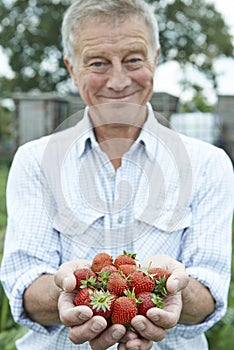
{"left": 0, "top": 0, "right": 233, "bottom": 103}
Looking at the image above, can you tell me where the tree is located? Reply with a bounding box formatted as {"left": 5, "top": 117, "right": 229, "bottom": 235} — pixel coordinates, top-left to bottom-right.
{"left": 150, "top": 0, "right": 233, "bottom": 88}
{"left": 0, "top": 0, "right": 233, "bottom": 97}
{"left": 181, "top": 84, "right": 215, "bottom": 112}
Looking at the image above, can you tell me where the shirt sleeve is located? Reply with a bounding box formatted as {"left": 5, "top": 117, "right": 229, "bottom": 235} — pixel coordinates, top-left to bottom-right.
{"left": 0, "top": 143, "right": 62, "bottom": 335}
{"left": 175, "top": 147, "right": 234, "bottom": 338}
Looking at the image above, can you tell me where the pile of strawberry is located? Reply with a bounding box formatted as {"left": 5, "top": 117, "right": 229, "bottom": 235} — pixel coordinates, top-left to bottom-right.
{"left": 73, "top": 251, "right": 171, "bottom": 326}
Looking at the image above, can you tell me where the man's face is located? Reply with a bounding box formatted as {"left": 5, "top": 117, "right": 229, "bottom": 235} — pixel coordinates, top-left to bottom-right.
{"left": 65, "top": 15, "right": 159, "bottom": 109}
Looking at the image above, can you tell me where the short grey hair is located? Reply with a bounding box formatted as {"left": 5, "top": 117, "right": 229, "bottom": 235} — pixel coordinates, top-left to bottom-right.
{"left": 62, "top": 0, "right": 160, "bottom": 64}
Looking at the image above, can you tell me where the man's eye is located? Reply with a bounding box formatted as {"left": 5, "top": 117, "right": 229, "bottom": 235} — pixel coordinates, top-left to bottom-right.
{"left": 91, "top": 62, "right": 104, "bottom": 67}
{"left": 125, "top": 58, "right": 144, "bottom": 69}
{"left": 89, "top": 61, "right": 109, "bottom": 73}
{"left": 128, "top": 58, "right": 141, "bottom": 63}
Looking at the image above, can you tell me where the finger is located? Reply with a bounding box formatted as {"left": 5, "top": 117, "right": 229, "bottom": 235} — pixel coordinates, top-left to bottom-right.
{"left": 125, "top": 337, "right": 153, "bottom": 350}
{"left": 167, "top": 272, "right": 189, "bottom": 294}
{"left": 146, "top": 293, "right": 182, "bottom": 329}
{"left": 119, "top": 330, "right": 139, "bottom": 343}
{"left": 131, "top": 315, "right": 166, "bottom": 342}
{"left": 58, "top": 292, "right": 93, "bottom": 327}
{"left": 69, "top": 315, "right": 107, "bottom": 345}
{"left": 54, "top": 259, "right": 90, "bottom": 292}
{"left": 90, "top": 324, "right": 126, "bottom": 350}
{"left": 141, "top": 254, "right": 189, "bottom": 294}
{"left": 118, "top": 330, "right": 153, "bottom": 350}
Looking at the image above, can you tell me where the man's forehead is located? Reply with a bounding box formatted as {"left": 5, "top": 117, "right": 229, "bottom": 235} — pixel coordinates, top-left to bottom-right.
{"left": 74, "top": 15, "right": 151, "bottom": 50}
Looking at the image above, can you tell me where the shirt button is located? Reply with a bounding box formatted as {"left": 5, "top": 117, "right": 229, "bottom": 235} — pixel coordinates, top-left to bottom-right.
{"left": 109, "top": 172, "right": 116, "bottom": 180}
{"left": 118, "top": 216, "right": 123, "bottom": 224}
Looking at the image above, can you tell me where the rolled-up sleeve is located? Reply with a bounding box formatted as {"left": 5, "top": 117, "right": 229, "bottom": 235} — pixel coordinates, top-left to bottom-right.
{"left": 175, "top": 147, "right": 234, "bottom": 337}
{"left": 0, "top": 142, "right": 62, "bottom": 335}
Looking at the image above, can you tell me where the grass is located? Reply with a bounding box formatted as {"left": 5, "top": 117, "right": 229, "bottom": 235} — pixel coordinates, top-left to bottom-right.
{"left": 0, "top": 158, "right": 233, "bottom": 349}
{"left": 0, "top": 161, "right": 8, "bottom": 248}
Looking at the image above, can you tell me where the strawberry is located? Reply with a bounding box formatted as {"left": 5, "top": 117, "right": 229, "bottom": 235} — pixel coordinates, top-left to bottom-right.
{"left": 91, "top": 253, "right": 113, "bottom": 273}
{"left": 74, "top": 288, "right": 116, "bottom": 319}
{"left": 96, "top": 270, "right": 112, "bottom": 290}
{"left": 74, "top": 287, "right": 93, "bottom": 307}
{"left": 111, "top": 295, "right": 138, "bottom": 325}
{"left": 90, "top": 290, "right": 117, "bottom": 318}
{"left": 148, "top": 267, "right": 171, "bottom": 296}
{"left": 136, "top": 291, "right": 164, "bottom": 316}
{"left": 100, "top": 265, "right": 118, "bottom": 274}
{"left": 128, "top": 270, "right": 155, "bottom": 294}
{"left": 118, "top": 264, "right": 136, "bottom": 277}
{"left": 107, "top": 271, "right": 129, "bottom": 296}
{"left": 74, "top": 267, "right": 97, "bottom": 290}
{"left": 114, "top": 250, "right": 137, "bottom": 269}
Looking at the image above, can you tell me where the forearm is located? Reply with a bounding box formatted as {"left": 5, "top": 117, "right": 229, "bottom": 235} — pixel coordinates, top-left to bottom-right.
{"left": 23, "top": 274, "right": 61, "bottom": 326}
{"left": 179, "top": 276, "right": 215, "bottom": 325}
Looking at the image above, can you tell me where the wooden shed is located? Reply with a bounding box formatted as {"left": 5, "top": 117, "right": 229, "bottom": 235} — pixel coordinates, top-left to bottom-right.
{"left": 13, "top": 93, "right": 68, "bottom": 146}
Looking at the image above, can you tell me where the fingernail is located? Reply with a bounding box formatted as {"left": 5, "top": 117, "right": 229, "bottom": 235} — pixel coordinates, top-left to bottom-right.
{"left": 172, "top": 278, "right": 179, "bottom": 292}
{"left": 62, "top": 277, "right": 69, "bottom": 291}
{"left": 152, "top": 315, "right": 160, "bottom": 322}
{"left": 112, "top": 330, "right": 124, "bottom": 339}
{"left": 134, "top": 322, "right": 145, "bottom": 331}
{"left": 91, "top": 322, "right": 104, "bottom": 332}
{"left": 79, "top": 313, "right": 90, "bottom": 321}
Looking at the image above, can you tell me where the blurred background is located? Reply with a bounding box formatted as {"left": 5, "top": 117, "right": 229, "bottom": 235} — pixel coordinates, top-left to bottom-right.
{"left": 0, "top": 0, "right": 234, "bottom": 349}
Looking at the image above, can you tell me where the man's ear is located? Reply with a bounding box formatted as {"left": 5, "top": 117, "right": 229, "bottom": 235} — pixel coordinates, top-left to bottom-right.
{"left": 154, "top": 48, "right": 160, "bottom": 69}
{"left": 64, "top": 57, "right": 79, "bottom": 88}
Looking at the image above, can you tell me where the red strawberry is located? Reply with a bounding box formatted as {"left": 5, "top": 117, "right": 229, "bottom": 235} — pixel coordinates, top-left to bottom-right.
{"left": 114, "top": 251, "right": 137, "bottom": 269}
{"left": 111, "top": 296, "right": 138, "bottom": 325}
{"left": 74, "top": 268, "right": 97, "bottom": 290}
{"left": 74, "top": 287, "right": 93, "bottom": 307}
{"left": 148, "top": 267, "right": 171, "bottom": 280}
{"left": 96, "top": 270, "right": 112, "bottom": 290}
{"left": 129, "top": 270, "right": 155, "bottom": 294}
{"left": 148, "top": 267, "right": 171, "bottom": 296}
{"left": 91, "top": 253, "right": 113, "bottom": 273}
{"left": 100, "top": 265, "right": 118, "bottom": 273}
{"left": 136, "top": 291, "right": 164, "bottom": 316}
{"left": 90, "top": 290, "right": 117, "bottom": 318}
{"left": 118, "top": 264, "right": 137, "bottom": 277}
{"left": 107, "top": 271, "right": 129, "bottom": 296}
{"left": 74, "top": 288, "right": 116, "bottom": 319}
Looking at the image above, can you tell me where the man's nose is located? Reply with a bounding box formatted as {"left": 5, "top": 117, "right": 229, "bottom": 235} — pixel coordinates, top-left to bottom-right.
{"left": 106, "top": 60, "right": 131, "bottom": 91}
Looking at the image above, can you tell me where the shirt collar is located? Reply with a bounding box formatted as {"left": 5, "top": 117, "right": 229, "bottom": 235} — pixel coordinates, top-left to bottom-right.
{"left": 74, "top": 106, "right": 97, "bottom": 158}
{"left": 75, "top": 103, "right": 159, "bottom": 160}
{"left": 136, "top": 103, "right": 159, "bottom": 161}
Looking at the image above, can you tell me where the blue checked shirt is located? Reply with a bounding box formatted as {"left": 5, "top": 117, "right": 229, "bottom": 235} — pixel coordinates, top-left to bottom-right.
{"left": 1, "top": 104, "right": 234, "bottom": 350}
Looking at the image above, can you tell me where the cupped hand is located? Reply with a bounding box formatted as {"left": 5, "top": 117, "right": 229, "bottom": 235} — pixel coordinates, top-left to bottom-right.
{"left": 126, "top": 254, "right": 189, "bottom": 343}
{"left": 54, "top": 259, "right": 127, "bottom": 347}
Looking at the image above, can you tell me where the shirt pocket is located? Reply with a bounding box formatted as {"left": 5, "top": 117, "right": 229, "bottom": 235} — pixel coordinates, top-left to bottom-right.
{"left": 134, "top": 203, "right": 192, "bottom": 233}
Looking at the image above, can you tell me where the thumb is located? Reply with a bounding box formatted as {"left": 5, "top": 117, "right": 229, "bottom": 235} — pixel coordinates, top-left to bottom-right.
{"left": 54, "top": 259, "right": 91, "bottom": 292}
{"left": 166, "top": 272, "right": 189, "bottom": 294}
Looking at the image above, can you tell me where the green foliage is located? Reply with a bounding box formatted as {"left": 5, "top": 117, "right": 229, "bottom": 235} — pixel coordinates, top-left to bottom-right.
{"left": 181, "top": 85, "right": 215, "bottom": 112}
{"left": 0, "top": 161, "right": 8, "bottom": 239}
{"left": 0, "top": 0, "right": 233, "bottom": 97}
{"left": 0, "top": 324, "right": 27, "bottom": 350}
{"left": 0, "top": 106, "right": 15, "bottom": 150}
{"left": 149, "top": 0, "right": 233, "bottom": 89}
{"left": 0, "top": 0, "right": 70, "bottom": 95}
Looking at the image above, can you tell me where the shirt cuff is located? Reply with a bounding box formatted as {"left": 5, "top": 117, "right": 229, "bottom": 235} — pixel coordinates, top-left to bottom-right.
{"left": 173, "top": 266, "right": 229, "bottom": 338}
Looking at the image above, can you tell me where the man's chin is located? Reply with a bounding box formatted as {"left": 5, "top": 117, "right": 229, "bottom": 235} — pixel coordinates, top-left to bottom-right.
{"left": 89, "top": 102, "right": 147, "bottom": 127}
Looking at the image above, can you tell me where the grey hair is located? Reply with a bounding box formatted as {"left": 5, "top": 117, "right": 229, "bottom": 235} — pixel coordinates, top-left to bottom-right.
{"left": 61, "top": 0, "right": 160, "bottom": 64}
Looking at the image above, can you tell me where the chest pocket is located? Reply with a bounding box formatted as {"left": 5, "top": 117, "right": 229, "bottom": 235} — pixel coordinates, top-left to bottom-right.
{"left": 134, "top": 203, "right": 192, "bottom": 233}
